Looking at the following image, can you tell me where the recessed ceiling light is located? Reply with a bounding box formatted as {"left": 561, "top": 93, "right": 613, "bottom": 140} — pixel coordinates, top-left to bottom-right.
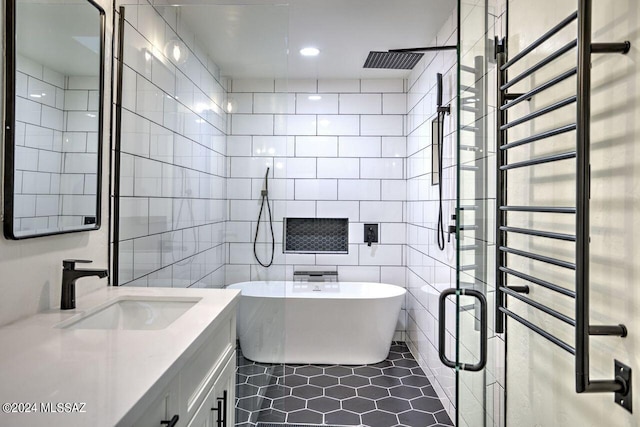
{"left": 308, "top": 95, "right": 322, "bottom": 101}
{"left": 300, "top": 47, "right": 320, "bottom": 57}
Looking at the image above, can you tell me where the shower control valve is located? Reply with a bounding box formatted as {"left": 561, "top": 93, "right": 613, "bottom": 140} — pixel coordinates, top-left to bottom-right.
{"left": 447, "top": 225, "right": 457, "bottom": 242}
{"left": 448, "top": 214, "right": 457, "bottom": 242}
{"left": 364, "top": 224, "right": 379, "bottom": 247}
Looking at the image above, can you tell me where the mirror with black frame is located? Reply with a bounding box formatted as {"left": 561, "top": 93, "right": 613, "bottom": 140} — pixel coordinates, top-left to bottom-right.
{"left": 3, "top": 0, "right": 105, "bottom": 239}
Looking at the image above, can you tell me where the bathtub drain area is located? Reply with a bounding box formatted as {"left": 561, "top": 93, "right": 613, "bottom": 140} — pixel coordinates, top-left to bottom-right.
{"left": 235, "top": 342, "right": 453, "bottom": 427}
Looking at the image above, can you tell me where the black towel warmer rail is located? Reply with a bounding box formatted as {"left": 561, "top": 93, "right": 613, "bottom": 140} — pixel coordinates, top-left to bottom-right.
{"left": 457, "top": 55, "right": 488, "bottom": 294}
{"left": 495, "top": 0, "right": 632, "bottom": 412}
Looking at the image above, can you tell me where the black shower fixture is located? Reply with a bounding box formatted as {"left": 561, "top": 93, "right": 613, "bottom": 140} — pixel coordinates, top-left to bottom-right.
{"left": 437, "top": 72, "right": 451, "bottom": 115}
{"left": 363, "top": 51, "right": 424, "bottom": 69}
{"left": 364, "top": 224, "right": 379, "bottom": 247}
{"left": 435, "top": 72, "right": 451, "bottom": 252}
{"left": 254, "top": 167, "right": 275, "bottom": 267}
{"left": 363, "top": 45, "right": 457, "bottom": 70}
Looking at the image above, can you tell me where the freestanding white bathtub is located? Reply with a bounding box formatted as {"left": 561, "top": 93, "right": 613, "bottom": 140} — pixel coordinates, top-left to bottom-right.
{"left": 227, "top": 281, "right": 406, "bottom": 365}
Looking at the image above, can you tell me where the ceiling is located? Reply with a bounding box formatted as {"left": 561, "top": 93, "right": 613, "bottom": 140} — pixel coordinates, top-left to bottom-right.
{"left": 175, "top": 0, "right": 456, "bottom": 79}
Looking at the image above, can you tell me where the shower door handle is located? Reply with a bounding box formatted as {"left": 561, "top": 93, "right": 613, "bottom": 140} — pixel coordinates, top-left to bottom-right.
{"left": 438, "top": 288, "right": 487, "bottom": 372}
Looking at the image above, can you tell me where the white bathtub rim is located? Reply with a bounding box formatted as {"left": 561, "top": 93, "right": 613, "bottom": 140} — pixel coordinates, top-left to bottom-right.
{"left": 227, "top": 280, "right": 406, "bottom": 299}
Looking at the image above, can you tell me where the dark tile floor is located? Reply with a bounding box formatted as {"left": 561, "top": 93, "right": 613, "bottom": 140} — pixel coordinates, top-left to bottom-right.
{"left": 235, "top": 342, "right": 453, "bottom": 427}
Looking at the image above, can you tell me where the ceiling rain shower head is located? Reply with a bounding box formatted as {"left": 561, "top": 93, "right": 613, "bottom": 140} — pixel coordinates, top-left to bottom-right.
{"left": 363, "top": 45, "right": 457, "bottom": 70}
{"left": 363, "top": 51, "right": 423, "bottom": 70}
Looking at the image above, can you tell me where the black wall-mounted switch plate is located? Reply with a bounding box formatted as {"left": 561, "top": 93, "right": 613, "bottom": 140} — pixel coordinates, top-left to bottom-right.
{"left": 364, "top": 224, "right": 378, "bottom": 244}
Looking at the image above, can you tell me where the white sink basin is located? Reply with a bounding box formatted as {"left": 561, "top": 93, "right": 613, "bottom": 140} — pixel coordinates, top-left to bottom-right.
{"left": 57, "top": 296, "right": 201, "bottom": 330}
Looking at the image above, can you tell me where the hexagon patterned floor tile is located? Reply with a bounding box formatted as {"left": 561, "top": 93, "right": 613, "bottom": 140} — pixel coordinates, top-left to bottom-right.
{"left": 235, "top": 342, "right": 453, "bottom": 427}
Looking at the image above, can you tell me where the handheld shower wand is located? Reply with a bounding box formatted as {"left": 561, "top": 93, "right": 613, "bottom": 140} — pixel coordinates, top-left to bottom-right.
{"left": 436, "top": 73, "right": 450, "bottom": 251}
{"left": 254, "top": 167, "right": 275, "bottom": 267}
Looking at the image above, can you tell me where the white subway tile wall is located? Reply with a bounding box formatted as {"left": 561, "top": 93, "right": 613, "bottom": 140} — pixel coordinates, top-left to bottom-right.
{"left": 116, "top": 2, "right": 227, "bottom": 289}
{"left": 112, "top": 12, "right": 503, "bottom": 422}
{"left": 13, "top": 54, "right": 99, "bottom": 233}
{"left": 227, "top": 77, "right": 407, "bottom": 340}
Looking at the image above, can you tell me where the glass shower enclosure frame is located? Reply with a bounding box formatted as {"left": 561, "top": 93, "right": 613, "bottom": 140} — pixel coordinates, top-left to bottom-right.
{"left": 447, "top": 0, "right": 504, "bottom": 426}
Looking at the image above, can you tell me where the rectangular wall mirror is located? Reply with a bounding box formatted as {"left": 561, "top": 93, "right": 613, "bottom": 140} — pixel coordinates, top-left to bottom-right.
{"left": 3, "top": 0, "right": 105, "bottom": 239}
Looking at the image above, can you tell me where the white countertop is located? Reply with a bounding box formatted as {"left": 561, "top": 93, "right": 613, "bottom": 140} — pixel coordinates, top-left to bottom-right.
{"left": 0, "top": 286, "right": 240, "bottom": 427}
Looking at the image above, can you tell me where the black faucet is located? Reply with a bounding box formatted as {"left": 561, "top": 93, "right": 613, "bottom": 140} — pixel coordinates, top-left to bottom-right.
{"left": 61, "top": 259, "right": 108, "bottom": 310}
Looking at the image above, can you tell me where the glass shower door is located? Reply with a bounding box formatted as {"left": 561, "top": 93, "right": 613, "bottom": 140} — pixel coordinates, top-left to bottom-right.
{"left": 452, "top": 0, "right": 502, "bottom": 426}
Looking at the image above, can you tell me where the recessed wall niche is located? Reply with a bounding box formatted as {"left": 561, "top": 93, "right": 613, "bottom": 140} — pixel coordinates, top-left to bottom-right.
{"left": 283, "top": 218, "right": 348, "bottom": 254}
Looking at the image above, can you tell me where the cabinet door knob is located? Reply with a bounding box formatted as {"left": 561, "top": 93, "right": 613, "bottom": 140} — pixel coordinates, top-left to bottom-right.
{"left": 160, "top": 414, "right": 179, "bottom": 427}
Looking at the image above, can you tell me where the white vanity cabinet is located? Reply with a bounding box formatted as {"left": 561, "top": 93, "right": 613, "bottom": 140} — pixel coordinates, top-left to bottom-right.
{"left": 131, "top": 308, "right": 236, "bottom": 427}
{"left": 187, "top": 357, "right": 235, "bottom": 427}
{"left": 131, "top": 377, "right": 180, "bottom": 427}
{"left": 0, "top": 287, "right": 241, "bottom": 427}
